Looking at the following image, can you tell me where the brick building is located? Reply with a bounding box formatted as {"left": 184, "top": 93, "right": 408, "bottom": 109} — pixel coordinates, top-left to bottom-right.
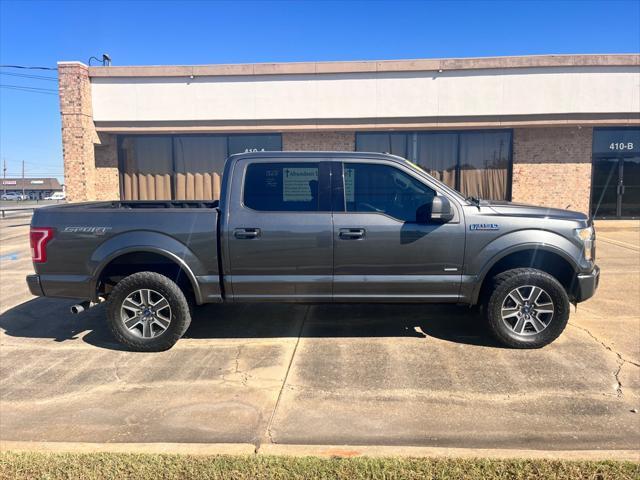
{"left": 58, "top": 54, "right": 640, "bottom": 218}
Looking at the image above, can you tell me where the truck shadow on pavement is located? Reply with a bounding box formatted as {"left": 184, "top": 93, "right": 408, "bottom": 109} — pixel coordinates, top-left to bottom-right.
{"left": 0, "top": 297, "right": 503, "bottom": 350}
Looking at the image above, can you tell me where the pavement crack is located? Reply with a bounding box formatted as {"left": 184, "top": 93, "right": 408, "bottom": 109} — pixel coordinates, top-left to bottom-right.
{"left": 569, "top": 322, "right": 639, "bottom": 397}
{"left": 232, "top": 345, "right": 250, "bottom": 386}
{"left": 614, "top": 361, "right": 624, "bottom": 397}
{"left": 261, "top": 305, "right": 308, "bottom": 447}
{"left": 569, "top": 322, "right": 640, "bottom": 367}
{"left": 234, "top": 345, "right": 242, "bottom": 374}
{"left": 113, "top": 358, "right": 124, "bottom": 384}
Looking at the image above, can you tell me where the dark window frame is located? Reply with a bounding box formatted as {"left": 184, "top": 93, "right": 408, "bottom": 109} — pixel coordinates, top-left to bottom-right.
{"left": 355, "top": 129, "right": 514, "bottom": 201}
{"left": 116, "top": 133, "right": 283, "bottom": 200}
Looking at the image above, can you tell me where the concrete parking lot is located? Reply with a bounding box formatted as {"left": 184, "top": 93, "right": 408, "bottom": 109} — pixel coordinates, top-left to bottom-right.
{"left": 0, "top": 216, "right": 638, "bottom": 452}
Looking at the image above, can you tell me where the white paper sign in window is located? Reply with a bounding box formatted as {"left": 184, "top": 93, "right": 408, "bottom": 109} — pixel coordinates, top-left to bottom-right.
{"left": 282, "top": 167, "right": 318, "bottom": 202}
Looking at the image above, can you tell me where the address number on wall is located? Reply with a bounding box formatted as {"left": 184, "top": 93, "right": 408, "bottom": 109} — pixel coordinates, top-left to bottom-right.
{"left": 609, "top": 142, "right": 635, "bottom": 151}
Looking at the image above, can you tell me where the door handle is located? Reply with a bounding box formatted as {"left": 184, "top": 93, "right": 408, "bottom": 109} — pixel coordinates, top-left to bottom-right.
{"left": 234, "top": 228, "right": 261, "bottom": 239}
{"left": 339, "top": 228, "right": 365, "bottom": 240}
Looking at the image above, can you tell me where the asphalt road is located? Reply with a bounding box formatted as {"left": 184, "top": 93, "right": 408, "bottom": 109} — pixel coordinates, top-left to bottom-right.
{"left": 0, "top": 216, "right": 638, "bottom": 451}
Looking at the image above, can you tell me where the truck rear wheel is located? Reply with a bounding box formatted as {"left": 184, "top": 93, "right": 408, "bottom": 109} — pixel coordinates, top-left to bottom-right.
{"left": 106, "top": 271, "right": 191, "bottom": 352}
{"left": 485, "top": 268, "right": 569, "bottom": 348}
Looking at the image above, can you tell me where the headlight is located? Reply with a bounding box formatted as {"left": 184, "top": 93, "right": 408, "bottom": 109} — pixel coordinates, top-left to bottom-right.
{"left": 575, "top": 226, "right": 595, "bottom": 261}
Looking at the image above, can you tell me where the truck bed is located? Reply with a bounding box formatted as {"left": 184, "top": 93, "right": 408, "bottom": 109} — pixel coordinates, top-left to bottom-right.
{"left": 30, "top": 201, "right": 221, "bottom": 304}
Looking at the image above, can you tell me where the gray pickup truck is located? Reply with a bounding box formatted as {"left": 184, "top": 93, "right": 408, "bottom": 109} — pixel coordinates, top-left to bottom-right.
{"left": 27, "top": 152, "right": 599, "bottom": 351}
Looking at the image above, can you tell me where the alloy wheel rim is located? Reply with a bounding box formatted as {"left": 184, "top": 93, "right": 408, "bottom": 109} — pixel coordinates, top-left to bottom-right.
{"left": 501, "top": 285, "right": 554, "bottom": 336}
{"left": 120, "top": 289, "right": 172, "bottom": 339}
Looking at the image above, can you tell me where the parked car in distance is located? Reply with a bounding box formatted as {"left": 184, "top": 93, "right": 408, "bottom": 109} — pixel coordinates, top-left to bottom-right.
{"left": 44, "top": 192, "right": 66, "bottom": 201}
{"left": 1, "top": 192, "right": 29, "bottom": 201}
{"left": 27, "top": 152, "right": 599, "bottom": 352}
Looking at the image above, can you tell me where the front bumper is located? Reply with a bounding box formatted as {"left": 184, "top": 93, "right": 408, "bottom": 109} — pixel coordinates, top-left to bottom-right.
{"left": 26, "top": 274, "right": 44, "bottom": 297}
{"left": 574, "top": 265, "right": 600, "bottom": 302}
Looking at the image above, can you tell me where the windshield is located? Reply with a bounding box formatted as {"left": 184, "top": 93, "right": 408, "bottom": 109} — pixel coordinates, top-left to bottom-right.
{"left": 401, "top": 157, "right": 468, "bottom": 203}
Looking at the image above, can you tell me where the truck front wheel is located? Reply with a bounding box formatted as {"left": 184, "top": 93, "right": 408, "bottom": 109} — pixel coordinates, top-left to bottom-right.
{"left": 486, "top": 268, "right": 570, "bottom": 348}
{"left": 106, "top": 272, "right": 192, "bottom": 352}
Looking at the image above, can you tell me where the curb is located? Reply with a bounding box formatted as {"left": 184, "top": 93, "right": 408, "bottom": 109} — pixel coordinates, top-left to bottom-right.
{"left": 0, "top": 441, "right": 255, "bottom": 456}
{"left": 259, "top": 444, "right": 640, "bottom": 461}
{"left": 2, "top": 441, "right": 638, "bottom": 462}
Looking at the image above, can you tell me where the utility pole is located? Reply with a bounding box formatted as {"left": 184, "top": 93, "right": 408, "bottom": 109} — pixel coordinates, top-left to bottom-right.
{"left": 2, "top": 158, "right": 6, "bottom": 196}
{"left": 22, "top": 160, "right": 26, "bottom": 199}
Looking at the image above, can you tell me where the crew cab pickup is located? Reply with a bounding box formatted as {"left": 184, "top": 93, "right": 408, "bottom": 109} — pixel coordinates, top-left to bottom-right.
{"left": 27, "top": 152, "right": 599, "bottom": 351}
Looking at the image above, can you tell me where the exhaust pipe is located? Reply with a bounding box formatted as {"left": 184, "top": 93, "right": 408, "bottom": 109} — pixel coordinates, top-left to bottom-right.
{"left": 70, "top": 301, "right": 91, "bottom": 315}
{"left": 70, "top": 297, "right": 105, "bottom": 314}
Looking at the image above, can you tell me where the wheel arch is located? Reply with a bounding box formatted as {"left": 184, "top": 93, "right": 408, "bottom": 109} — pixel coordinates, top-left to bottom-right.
{"left": 91, "top": 247, "right": 202, "bottom": 304}
{"left": 473, "top": 245, "right": 580, "bottom": 304}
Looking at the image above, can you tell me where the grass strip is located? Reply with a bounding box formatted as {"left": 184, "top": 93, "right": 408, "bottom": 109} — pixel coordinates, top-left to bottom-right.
{"left": 1, "top": 451, "right": 638, "bottom": 480}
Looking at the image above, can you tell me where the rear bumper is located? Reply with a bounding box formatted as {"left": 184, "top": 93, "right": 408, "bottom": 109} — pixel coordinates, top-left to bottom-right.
{"left": 26, "top": 273, "right": 92, "bottom": 300}
{"left": 574, "top": 265, "right": 600, "bottom": 302}
{"left": 26, "top": 274, "right": 44, "bottom": 297}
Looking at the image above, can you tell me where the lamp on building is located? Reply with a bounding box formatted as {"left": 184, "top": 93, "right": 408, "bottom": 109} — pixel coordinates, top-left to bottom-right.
{"left": 88, "top": 54, "right": 112, "bottom": 67}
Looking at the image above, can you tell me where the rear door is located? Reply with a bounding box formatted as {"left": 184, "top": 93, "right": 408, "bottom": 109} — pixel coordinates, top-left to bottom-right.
{"left": 225, "top": 157, "right": 333, "bottom": 301}
{"left": 332, "top": 160, "right": 466, "bottom": 302}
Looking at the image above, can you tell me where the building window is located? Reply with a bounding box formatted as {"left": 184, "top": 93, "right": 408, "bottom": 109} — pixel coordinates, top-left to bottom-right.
{"left": 120, "top": 137, "right": 173, "bottom": 200}
{"left": 591, "top": 128, "right": 640, "bottom": 218}
{"left": 118, "top": 134, "right": 282, "bottom": 201}
{"left": 356, "top": 130, "right": 512, "bottom": 201}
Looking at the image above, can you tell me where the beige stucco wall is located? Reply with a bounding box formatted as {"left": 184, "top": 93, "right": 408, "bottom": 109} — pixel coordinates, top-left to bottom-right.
{"left": 90, "top": 66, "right": 640, "bottom": 124}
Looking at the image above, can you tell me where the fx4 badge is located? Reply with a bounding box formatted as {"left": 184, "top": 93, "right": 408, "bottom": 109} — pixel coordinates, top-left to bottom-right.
{"left": 470, "top": 223, "right": 499, "bottom": 231}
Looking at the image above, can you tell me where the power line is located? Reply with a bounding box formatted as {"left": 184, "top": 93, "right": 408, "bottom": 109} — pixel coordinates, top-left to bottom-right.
{"left": 4, "top": 170, "right": 64, "bottom": 173}
{"left": 0, "top": 72, "right": 57, "bottom": 82}
{"left": 4, "top": 174, "right": 64, "bottom": 177}
{"left": 0, "top": 83, "right": 57, "bottom": 92}
{"left": 0, "top": 84, "right": 58, "bottom": 95}
{"left": 0, "top": 64, "right": 57, "bottom": 71}
{"left": 4, "top": 159, "right": 60, "bottom": 166}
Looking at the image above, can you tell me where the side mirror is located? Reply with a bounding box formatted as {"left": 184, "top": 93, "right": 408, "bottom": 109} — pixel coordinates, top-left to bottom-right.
{"left": 431, "top": 196, "right": 454, "bottom": 222}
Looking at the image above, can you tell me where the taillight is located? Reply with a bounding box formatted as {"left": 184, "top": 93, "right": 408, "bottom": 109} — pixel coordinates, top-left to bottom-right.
{"left": 30, "top": 227, "right": 54, "bottom": 263}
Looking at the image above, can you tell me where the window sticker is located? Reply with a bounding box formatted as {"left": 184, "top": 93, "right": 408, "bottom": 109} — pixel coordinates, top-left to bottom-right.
{"left": 282, "top": 167, "right": 318, "bottom": 202}
{"left": 344, "top": 168, "right": 355, "bottom": 203}
{"left": 265, "top": 169, "right": 279, "bottom": 189}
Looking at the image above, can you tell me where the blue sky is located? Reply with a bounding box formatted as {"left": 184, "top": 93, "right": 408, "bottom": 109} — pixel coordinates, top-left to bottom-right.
{"left": 1, "top": 0, "right": 639, "bottom": 182}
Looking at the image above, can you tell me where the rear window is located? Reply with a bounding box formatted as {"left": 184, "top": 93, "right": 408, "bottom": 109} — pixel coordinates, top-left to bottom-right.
{"left": 244, "top": 162, "right": 321, "bottom": 212}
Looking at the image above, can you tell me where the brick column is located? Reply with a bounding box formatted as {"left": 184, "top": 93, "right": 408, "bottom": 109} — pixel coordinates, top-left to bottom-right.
{"left": 511, "top": 127, "right": 593, "bottom": 214}
{"left": 58, "top": 62, "right": 98, "bottom": 202}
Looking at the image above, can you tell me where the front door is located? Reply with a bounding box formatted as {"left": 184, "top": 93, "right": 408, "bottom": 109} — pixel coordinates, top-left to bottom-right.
{"left": 332, "top": 161, "right": 466, "bottom": 302}
{"left": 591, "top": 156, "right": 640, "bottom": 218}
{"left": 226, "top": 159, "right": 333, "bottom": 301}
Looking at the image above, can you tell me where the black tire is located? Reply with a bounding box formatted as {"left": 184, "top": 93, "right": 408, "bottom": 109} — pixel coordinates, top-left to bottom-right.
{"left": 106, "top": 271, "right": 191, "bottom": 352}
{"left": 485, "top": 268, "right": 570, "bottom": 349}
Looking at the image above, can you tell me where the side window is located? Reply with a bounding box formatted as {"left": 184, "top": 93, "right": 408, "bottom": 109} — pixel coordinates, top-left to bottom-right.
{"left": 244, "top": 162, "right": 320, "bottom": 212}
{"left": 344, "top": 163, "right": 436, "bottom": 222}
